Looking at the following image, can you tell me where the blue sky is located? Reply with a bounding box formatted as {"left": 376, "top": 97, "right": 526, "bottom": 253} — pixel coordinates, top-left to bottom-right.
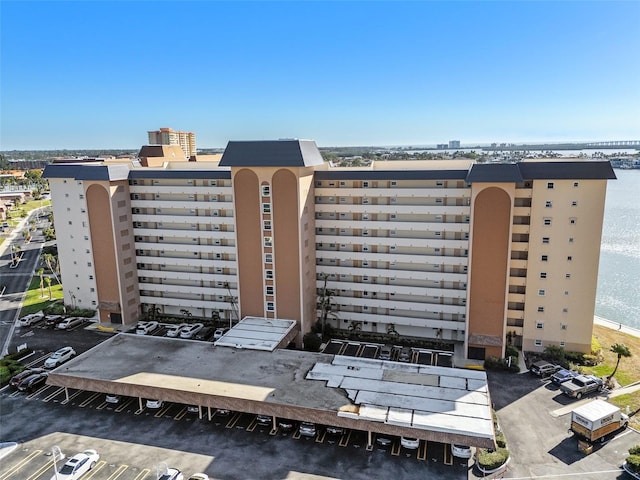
{"left": 1, "top": 1, "right": 639, "bottom": 149}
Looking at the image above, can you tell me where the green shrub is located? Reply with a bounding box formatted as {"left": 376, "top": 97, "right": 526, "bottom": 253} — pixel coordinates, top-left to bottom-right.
{"left": 495, "top": 430, "right": 507, "bottom": 448}
{"left": 505, "top": 345, "right": 519, "bottom": 360}
{"left": 630, "top": 445, "right": 640, "bottom": 455}
{"left": 564, "top": 351, "right": 585, "bottom": 364}
{"left": 543, "top": 345, "right": 566, "bottom": 365}
{"left": 627, "top": 455, "right": 640, "bottom": 473}
{"left": 484, "top": 356, "right": 519, "bottom": 373}
{"left": 591, "top": 335, "right": 602, "bottom": 355}
{"left": 303, "top": 332, "right": 322, "bottom": 351}
{"left": 582, "top": 354, "right": 599, "bottom": 366}
{"left": 477, "top": 448, "right": 509, "bottom": 470}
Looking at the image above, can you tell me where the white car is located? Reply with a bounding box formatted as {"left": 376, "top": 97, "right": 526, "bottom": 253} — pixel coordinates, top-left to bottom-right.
{"left": 165, "top": 324, "right": 188, "bottom": 338}
{"left": 49, "top": 449, "right": 99, "bottom": 480}
{"left": 451, "top": 444, "right": 473, "bottom": 459}
{"left": 180, "top": 323, "right": 204, "bottom": 339}
{"left": 213, "top": 328, "right": 228, "bottom": 340}
{"left": 400, "top": 436, "right": 420, "bottom": 449}
{"left": 188, "top": 474, "right": 209, "bottom": 480}
{"left": 45, "top": 346, "right": 76, "bottom": 368}
{"left": 158, "top": 467, "right": 183, "bottom": 480}
{"left": 18, "top": 313, "right": 45, "bottom": 327}
{"left": 146, "top": 399, "right": 163, "bottom": 409}
{"left": 105, "top": 394, "right": 121, "bottom": 404}
{"left": 135, "top": 321, "right": 159, "bottom": 335}
{"left": 56, "top": 317, "right": 83, "bottom": 330}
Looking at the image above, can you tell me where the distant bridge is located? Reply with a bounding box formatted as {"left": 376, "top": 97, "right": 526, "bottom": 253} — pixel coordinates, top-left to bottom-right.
{"left": 482, "top": 140, "right": 640, "bottom": 151}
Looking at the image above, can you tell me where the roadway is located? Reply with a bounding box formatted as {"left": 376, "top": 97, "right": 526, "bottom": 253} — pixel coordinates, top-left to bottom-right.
{"left": 0, "top": 208, "right": 52, "bottom": 355}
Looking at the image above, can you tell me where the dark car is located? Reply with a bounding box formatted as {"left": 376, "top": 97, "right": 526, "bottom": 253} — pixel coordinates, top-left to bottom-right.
{"left": 256, "top": 414, "right": 273, "bottom": 426}
{"left": 551, "top": 368, "right": 579, "bottom": 385}
{"left": 44, "top": 315, "right": 66, "bottom": 329}
{"left": 9, "top": 368, "right": 45, "bottom": 389}
{"left": 277, "top": 418, "right": 297, "bottom": 432}
{"left": 194, "top": 327, "right": 215, "bottom": 341}
{"left": 17, "top": 371, "right": 49, "bottom": 392}
{"left": 530, "top": 360, "right": 562, "bottom": 377}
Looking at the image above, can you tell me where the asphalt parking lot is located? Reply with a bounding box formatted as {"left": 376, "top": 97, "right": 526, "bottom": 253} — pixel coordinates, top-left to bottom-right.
{"left": 478, "top": 369, "right": 640, "bottom": 479}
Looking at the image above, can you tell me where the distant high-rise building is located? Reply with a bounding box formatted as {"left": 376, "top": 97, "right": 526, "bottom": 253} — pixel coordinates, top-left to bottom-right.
{"left": 449, "top": 140, "right": 461, "bottom": 149}
{"left": 436, "top": 144, "right": 448, "bottom": 149}
{"left": 147, "top": 127, "right": 196, "bottom": 159}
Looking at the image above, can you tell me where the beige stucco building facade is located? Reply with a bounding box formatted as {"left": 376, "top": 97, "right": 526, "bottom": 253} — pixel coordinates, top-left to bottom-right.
{"left": 44, "top": 140, "right": 615, "bottom": 361}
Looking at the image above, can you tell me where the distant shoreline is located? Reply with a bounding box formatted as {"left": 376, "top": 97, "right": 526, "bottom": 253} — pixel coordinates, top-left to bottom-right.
{"left": 594, "top": 315, "right": 640, "bottom": 339}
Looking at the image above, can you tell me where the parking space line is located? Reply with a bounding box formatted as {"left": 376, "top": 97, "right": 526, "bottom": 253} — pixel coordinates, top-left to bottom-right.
{"left": 173, "top": 406, "right": 188, "bottom": 421}
{"left": 61, "top": 389, "right": 85, "bottom": 405}
{"left": 417, "top": 441, "right": 428, "bottom": 461}
{"left": 246, "top": 418, "right": 257, "bottom": 432}
{"left": 41, "top": 386, "right": 65, "bottom": 402}
{"left": 0, "top": 450, "right": 43, "bottom": 480}
{"left": 154, "top": 403, "right": 173, "bottom": 418}
{"left": 115, "top": 398, "right": 134, "bottom": 413}
{"left": 292, "top": 429, "right": 301, "bottom": 439}
{"left": 82, "top": 460, "right": 107, "bottom": 479}
{"left": 338, "top": 430, "right": 351, "bottom": 447}
{"left": 269, "top": 427, "right": 278, "bottom": 436}
{"left": 104, "top": 464, "right": 128, "bottom": 480}
{"left": 132, "top": 468, "right": 151, "bottom": 480}
{"left": 78, "top": 392, "right": 101, "bottom": 407}
{"left": 443, "top": 444, "right": 453, "bottom": 465}
{"left": 315, "top": 430, "right": 326, "bottom": 443}
{"left": 134, "top": 407, "right": 145, "bottom": 415}
{"left": 24, "top": 458, "right": 55, "bottom": 480}
{"left": 225, "top": 412, "right": 241, "bottom": 429}
{"left": 26, "top": 354, "right": 50, "bottom": 368}
{"left": 391, "top": 440, "right": 402, "bottom": 456}
{"left": 26, "top": 384, "right": 54, "bottom": 400}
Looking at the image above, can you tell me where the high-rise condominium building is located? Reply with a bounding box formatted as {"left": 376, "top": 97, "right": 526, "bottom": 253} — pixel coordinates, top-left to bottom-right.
{"left": 43, "top": 139, "right": 615, "bottom": 362}
{"left": 147, "top": 127, "right": 196, "bottom": 159}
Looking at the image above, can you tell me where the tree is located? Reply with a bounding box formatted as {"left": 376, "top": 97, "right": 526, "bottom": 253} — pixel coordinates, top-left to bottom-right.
{"left": 37, "top": 268, "right": 45, "bottom": 297}
{"left": 42, "top": 252, "right": 61, "bottom": 284}
{"left": 44, "top": 276, "right": 52, "bottom": 299}
{"left": 608, "top": 343, "right": 632, "bottom": 380}
{"left": 11, "top": 245, "right": 21, "bottom": 265}
{"left": 317, "top": 273, "right": 339, "bottom": 338}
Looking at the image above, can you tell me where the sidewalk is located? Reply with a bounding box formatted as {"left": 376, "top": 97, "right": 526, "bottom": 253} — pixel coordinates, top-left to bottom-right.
{"left": 594, "top": 315, "right": 640, "bottom": 339}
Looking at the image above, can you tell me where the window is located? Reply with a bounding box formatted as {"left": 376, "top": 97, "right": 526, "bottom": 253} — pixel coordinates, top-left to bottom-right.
{"left": 339, "top": 181, "right": 346, "bottom": 187}
{"left": 544, "top": 218, "right": 552, "bottom": 226}
{"left": 563, "top": 308, "right": 569, "bottom": 313}
{"left": 264, "top": 236, "right": 273, "bottom": 247}
{"left": 545, "top": 201, "right": 553, "bottom": 208}
{"left": 540, "top": 272, "right": 547, "bottom": 279}
{"left": 564, "top": 291, "right": 569, "bottom": 296}
{"left": 265, "top": 253, "right": 273, "bottom": 264}
{"left": 567, "top": 256, "right": 573, "bottom": 261}
{"left": 561, "top": 323, "right": 568, "bottom": 330}
{"left": 261, "top": 185, "right": 271, "bottom": 197}
{"left": 263, "top": 220, "right": 271, "bottom": 231}
{"left": 266, "top": 301, "right": 275, "bottom": 312}
{"left": 542, "top": 237, "right": 550, "bottom": 244}
{"left": 362, "top": 197, "right": 370, "bottom": 204}
{"left": 559, "top": 341, "right": 566, "bottom": 347}
{"left": 565, "top": 273, "right": 571, "bottom": 279}
{"left": 569, "top": 237, "right": 574, "bottom": 243}
{"left": 570, "top": 218, "right": 576, "bottom": 225}
{"left": 363, "top": 181, "right": 369, "bottom": 188}
{"left": 573, "top": 182, "right": 579, "bottom": 187}
{"left": 265, "top": 270, "right": 274, "bottom": 280}
{"left": 541, "top": 255, "right": 548, "bottom": 262}
{"left": 266, "top": 286, "right": 274, "bottom": 296}
{"left": 547, "top": 182, "right": 554, "bottom": 189}
{"left": 535, "top": 339, "right": 542, "bottom": 346}
{"left": 538, "top": 289, "right": 545, "bottom": 296}
{"left": 262, "top": 203, "right": 271, "bottom": 214}
{"left": 571, "top": 201, "right": 578, "bottom": 206}
{"left": 536, "top": 322, "right": 544, "bottom": 329}
{"left": 391, "top": 181, "right": 397, "bottom": 186}
{"left": 537, "top": 306, "right": 544, "bottom": 313}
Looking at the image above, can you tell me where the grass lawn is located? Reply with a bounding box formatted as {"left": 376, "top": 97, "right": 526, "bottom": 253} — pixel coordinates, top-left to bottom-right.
{"left": 20, "top": 276, "right": 64, "bottom": 316}
{"left": 582, "top": 325, "right": 640, "bottom": 430}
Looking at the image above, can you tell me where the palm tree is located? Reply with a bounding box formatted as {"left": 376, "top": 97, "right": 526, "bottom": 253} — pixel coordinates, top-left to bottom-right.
{"left": 37, "top": 268, "right": 45, "bottom": 297}
{"left": 317, "top": 273, "right": 339, "bottom": 338}
{"left": 608, "top": 343, "right": 632, "bottom": 380}
{"left": 44, "top": 276, "right": 52, "bottom": 299}
{"left": 42, "top": 252, "right": 61, "bottom": 284}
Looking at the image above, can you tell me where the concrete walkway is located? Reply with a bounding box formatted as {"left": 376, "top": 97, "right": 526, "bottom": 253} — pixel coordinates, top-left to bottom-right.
{"left": 595, "top": 315, "right": 640, "bottom": 339}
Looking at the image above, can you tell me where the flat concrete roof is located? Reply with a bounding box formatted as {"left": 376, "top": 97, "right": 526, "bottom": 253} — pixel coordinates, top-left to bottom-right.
{"left": 215, "top": 316, "right": 297, "bottom": 351}
{"left": 47, "top": 334, "right": 495, "bottom": 448}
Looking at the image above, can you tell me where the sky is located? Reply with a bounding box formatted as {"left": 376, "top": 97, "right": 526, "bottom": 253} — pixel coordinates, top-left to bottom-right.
{"left": 1, "top": 1, "right": 639, "bottom": 150}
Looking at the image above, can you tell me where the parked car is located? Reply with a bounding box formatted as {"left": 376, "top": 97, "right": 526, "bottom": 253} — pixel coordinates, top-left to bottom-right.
{"left": 299, "top": 421, "right": 317, "bottom": 437}
{"left": 256, "top": 414, "right": 273, "bottom": 426}
{"left": 180, "top": 323, "right": 204, "bottom": 339}
{"left": 44, "top": 315, "right": 66, "bottom": 329}
{"left": 378, "top": 344, "right": 393, "bottom": 360}
{"left": 49, "top": 449, "right": 99, "bottom": 480}
{"left": 398, "top": 347, "right": 412, "bottom": 362}
{"left": 105, "top": 394, "right": 122, "bottom": 404}
{"left": 187, "top": 475, "right": 209, "bottom": 480}
{"left": 165, "top": 324, "right": 188, "bottom": 338}
{"left": 135, "top": 321, "right": 159, "bottom": 335}
{"left": 326, "top": 426, "right": 345, "bottom": 436}
{"left": 158, "top": 468, "right": 183, "bottom": 480}
{"left": 45, "top": 346, "right": 76, "bottom": 368}
{"left": 213, "top": 328, "right": 229, "bottom": 340}
{"left": 451, "top": 444, "right": 473, "bottom": 458}
{"left": 17, "top": 313, "right": 45, "bottom": 327}
{"left": 216, "top": 409, "right": 230, "bottom": 417}
{"left": 17, "top": 371, "right": 49, "bottom": 392}
{"left": 146, "top": 399, "right": 163, "bottom": 409}
{"left": 375, "top": 435, "right": 393, "bottom": 448}
{"left": 401, "top": 436, "right": 420, "bottom": 449}
{"left": 560, "top": 374, "right": 604, "bottom": 399}
{"left": 56, "top": 317, "right": 83, "bottom": 330}
{"left": 187, "top": 405, "right": 200, "bottom": 414}
{"left": 529, "top": 360, "right": 562, "bottom": 377}
{"left": 551, "top": 368, "right": 580, "bottom": 385}
{"left": 9, "top": 368, "right": 45, "bottom": 389}
{"left": 194, "top": 326, "right": 215, "bottom": 341}
{"left": 277, "top": 418, "right": 297, "bottom": 432}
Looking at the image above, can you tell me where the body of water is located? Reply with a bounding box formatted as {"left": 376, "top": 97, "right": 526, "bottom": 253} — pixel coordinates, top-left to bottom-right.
{"left": 595, "top": 169, "right": 640, "bottom": 329}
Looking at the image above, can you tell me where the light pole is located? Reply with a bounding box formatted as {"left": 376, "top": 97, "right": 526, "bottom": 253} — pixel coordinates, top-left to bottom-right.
{"left": 51, "top": 445, "right": 64, "bottom": 480}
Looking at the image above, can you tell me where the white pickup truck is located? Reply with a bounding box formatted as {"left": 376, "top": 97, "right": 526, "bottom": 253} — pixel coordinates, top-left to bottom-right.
{"left": 560, "top": 374, "right": 604, "bottom": 399}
